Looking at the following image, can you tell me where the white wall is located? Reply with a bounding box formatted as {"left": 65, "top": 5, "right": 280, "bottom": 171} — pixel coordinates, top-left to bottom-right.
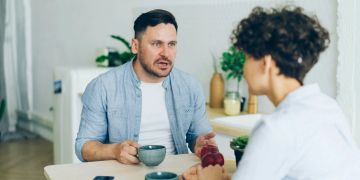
{"left": 31, "top": 0, "right": 134, "bottom": 118}
{"left": 133, "top": 0, "right": 338, "bottom": 114}
{"left": 30, "top": 0, "right": 338, "bottom": 125}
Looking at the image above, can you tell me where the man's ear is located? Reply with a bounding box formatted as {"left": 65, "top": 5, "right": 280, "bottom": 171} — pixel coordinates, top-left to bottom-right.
{"left": 131, "top": 38, "right": 139, "bottom": 54}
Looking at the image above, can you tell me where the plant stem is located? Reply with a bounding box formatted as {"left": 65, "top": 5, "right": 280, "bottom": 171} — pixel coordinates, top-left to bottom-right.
{"left": 237, "top": 80, "right": 240, "bottom": 92}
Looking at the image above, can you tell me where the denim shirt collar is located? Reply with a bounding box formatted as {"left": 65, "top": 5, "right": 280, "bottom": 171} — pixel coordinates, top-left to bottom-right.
{"left": 128, "top": 59, "right": 171, "bottom": 90}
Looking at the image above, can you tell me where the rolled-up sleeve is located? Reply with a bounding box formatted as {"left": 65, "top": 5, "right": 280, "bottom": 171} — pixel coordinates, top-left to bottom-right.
{"left": 75, "top": 77, "right": 108, "bottom": 162}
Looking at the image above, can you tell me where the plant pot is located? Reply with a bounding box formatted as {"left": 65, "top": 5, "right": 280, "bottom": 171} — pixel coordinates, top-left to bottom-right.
{"left": 233, "top": 149, "right": 245, "bottom": 167}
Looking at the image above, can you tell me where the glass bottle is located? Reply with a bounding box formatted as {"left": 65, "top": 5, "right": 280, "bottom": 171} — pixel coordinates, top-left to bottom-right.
{"left": 224, "top": 91, "right": 241, "bottom": 115}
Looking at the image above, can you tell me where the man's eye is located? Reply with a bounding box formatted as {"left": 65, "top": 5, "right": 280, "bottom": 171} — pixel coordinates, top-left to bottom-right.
{"left": 169, "top": 42, "right": 176, "bottom": 47}
{"left": 152, "top": 42, "right": 161, "bottom": 47}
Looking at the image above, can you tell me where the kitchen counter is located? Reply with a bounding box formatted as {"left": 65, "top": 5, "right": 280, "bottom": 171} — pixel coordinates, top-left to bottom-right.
{"left": 206, "top": 106, "right": 263, "bottom": 160}
{"left": 207, "top": 107, "right": 251, "bottom": 137}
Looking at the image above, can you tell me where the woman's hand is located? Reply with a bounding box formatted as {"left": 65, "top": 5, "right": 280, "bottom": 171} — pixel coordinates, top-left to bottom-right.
{"left": 181, "top": 164, "right": 230, "bottom": 180}
{"left": 181, "top": 164, "right": 198, "bottom": 180}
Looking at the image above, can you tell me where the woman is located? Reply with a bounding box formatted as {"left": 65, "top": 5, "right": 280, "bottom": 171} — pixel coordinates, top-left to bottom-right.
{"left": 182, "top": 6, "right": 360, "bottom": 180}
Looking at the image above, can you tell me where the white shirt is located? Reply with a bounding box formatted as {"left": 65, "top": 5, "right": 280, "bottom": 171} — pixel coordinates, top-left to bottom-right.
{"left": 138, "top": 81, "right": 175, "bottom": 154}
{"left": 233, "top": 84, "right": 360, "bottom": 180}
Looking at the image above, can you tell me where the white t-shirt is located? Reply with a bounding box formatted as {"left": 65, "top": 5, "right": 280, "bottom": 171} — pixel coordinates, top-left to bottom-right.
{"left": 233, "top": 84, "right": 360, "bottom": 180}
{"left": 137, "top": 81, "right": 175, "bottom": 154}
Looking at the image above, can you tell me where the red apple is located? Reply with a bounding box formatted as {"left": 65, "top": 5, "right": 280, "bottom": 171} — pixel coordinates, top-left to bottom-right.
{"left": 201, "top": 152, "right": 224, "bottom": 168}
{"left": 201, "top": 153, "right": 216, "bottom": 167}
{"left": 213, "top": 152, "right": 224, "bottom": 166}
{"left": 200, "top": 145, "right": 219, "bottom": 158}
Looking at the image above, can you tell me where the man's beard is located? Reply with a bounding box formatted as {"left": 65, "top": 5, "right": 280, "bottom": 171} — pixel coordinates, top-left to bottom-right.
{"left": 139, "top": 57, "right": 173, "bottom": 78}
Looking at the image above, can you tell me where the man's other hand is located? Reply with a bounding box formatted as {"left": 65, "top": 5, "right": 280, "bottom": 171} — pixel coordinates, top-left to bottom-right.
{"left": 194, "top": 132, "right": 217, "bottom": 157}
{"left": 113, "top": 140, "right": 140, "bottom": 164}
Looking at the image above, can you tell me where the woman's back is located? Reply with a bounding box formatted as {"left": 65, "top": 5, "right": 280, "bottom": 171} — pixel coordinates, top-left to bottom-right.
{"left": 234, "top": 84, "right": 360, "bottom": 180}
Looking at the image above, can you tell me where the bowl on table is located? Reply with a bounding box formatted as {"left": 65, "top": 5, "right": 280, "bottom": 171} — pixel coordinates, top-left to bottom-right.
{"left": 145, "top": 171, "right": 178, "bottom": 180}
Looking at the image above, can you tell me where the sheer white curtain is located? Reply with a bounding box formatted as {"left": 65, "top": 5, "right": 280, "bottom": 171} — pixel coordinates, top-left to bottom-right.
{"left": 0, "top": 0, "right": 7, "bottom": 134}
{"left": 2, "top": 0, "right": 32, "bottom": 133}
{"left": 337, "top": 0, "right": 360, "bottom": 145}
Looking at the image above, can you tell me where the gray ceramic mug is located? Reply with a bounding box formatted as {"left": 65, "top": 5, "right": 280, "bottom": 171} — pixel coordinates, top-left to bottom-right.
{"left": 145, "top": 171, "right": 178, "bottom": 180}
{"left": 138, "top": 145, "right": 166, "bottom": 166}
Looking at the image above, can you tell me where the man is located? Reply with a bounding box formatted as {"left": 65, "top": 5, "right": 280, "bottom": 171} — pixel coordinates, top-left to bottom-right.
{"left": 75, "top": 9, "right": 215, "bottom": 164}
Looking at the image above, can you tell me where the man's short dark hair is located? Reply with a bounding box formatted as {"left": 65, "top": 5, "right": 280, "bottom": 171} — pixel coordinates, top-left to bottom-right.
{"left": 133, "top": 9, "right": 178, "bottom": 39}
{"left": 232, "top": 6, "right": 330, "bottom": 84}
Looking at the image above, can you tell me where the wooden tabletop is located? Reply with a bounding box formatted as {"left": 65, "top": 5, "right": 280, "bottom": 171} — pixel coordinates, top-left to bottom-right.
{"left": 44, "top": 154, "right": 236, "bottom": 180}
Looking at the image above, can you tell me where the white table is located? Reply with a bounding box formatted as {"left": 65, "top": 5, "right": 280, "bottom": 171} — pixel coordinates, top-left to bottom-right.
{"left": 44, "top": 154, "right": 236, "bottom": 180}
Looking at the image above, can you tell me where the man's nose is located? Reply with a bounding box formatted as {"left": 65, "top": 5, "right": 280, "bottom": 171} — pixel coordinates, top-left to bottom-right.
{"left": 159, "top": 45, "right": 170, "bottom": 57}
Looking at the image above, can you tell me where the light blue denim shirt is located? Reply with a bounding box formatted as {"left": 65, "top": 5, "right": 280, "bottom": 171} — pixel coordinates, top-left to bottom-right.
{"left": 75, "top": 60, "right": 212, "bottom": 161}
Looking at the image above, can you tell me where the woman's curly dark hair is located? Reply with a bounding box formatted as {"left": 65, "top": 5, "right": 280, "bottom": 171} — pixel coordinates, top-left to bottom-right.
{"left": 232, "top": 6, "right": 330, "bottom": 84}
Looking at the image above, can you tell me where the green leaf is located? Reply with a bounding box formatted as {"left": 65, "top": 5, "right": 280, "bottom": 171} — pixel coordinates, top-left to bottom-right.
{"left": 226, "top": 72, "right": 233, "bottom": 80}
{"left": 110, "top": 35, "right": 132, "bottom": 51}
{"left": 220, "top": 46, "right": 246, "bottom": 82}
{"left": 96, "top": 35, "right": 135, "bottom": 67}
{"left": 95, "top": 55, "right": 108, "bottom": 63}
{"left": 237, "top": 75, "right": 242, "bottom": 82}
{"left": 230, "top": 135, "right": 249, "bottom": 150}
{"left": 119, "top": 52, "right": 136, "bottom": 64}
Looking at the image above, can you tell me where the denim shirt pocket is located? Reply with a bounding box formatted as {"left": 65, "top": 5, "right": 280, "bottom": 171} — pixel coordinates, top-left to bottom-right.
{"left": 181, "top": 105, "right": 193, "bottom": 133}
{"left": 107, "top": 107, "right": 128, "bottom": 143}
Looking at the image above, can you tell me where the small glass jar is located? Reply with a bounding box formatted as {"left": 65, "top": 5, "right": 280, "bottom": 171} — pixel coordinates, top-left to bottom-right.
{"left": 224, "top": 91, "right": 241, "bottom": 115}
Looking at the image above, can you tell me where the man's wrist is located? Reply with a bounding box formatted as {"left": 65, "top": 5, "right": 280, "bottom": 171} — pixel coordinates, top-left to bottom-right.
{"left": 109, "top": 143, "right": 118, "bottom": 160}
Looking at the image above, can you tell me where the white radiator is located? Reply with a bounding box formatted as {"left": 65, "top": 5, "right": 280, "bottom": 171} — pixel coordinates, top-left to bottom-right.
{"left": 53, "top": 67, "right": 111, "bottom": 164}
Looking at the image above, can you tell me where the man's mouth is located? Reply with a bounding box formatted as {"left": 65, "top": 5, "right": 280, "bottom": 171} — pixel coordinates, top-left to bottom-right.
{"left": 155, "top": 60, "right": 172, "bottom": 69}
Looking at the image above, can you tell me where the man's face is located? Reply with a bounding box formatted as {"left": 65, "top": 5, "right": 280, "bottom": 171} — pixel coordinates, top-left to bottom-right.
{"left": 132, "top": 23, "right": 177, "bottom": 80}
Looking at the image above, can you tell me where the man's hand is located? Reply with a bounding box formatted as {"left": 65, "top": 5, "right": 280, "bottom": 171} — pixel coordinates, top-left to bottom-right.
{"left": 82, "top": 140, "right": 140, "bottom": 164}
{"left": 113, "top": 140, "right": 140, "bottom": 164}
{"left": 194, "top": 132, "right": 217, "bottom": 157}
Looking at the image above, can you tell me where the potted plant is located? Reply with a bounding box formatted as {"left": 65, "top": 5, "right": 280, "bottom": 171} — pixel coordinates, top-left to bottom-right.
{"left": 220, "top": 46, "right": 246, "bottom": 114}
{"left": 220, "top": 46, "right": 246, "bottom": 92}
{"left": 230, "top": 135, "right": 249, "bottom": 166}
{"left": 96, "top": 35, "right": 135, "bottom": 67}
